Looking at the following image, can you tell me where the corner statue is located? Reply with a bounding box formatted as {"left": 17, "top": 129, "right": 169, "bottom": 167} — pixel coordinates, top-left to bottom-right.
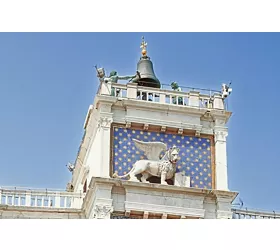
{"left": 113, "top": 139, "right": 180, "bottom": 185}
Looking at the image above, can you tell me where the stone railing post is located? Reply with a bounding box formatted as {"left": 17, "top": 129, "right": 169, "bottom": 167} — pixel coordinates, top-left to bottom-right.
{"left": 55, "top": 192, "right": 60, "bottom": 208}
{"left": 127, "top": 82, "right": 137, "bottom": 99}
{"left": 189, "top": 91, "right": 200, "bottom": 107}
{"left": 159, "top": 93, "right": 166, "bottom": 104}
{"left": 213, "top": 93, "right": 224, "bottom": 110}
{"left": 25, "top": 191, "right": 31, "bottom": 206}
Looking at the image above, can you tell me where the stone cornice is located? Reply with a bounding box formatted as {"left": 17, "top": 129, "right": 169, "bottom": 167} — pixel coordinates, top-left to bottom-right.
{"left": 94, "top": 95, "right": 232, "bottom": 122}
{"left": 88, "top": 177, "right": 238, "bottom": 201}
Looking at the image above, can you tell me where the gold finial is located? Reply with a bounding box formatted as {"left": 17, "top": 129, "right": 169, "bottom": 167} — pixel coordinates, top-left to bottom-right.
{"left": 140, "top": 36, "right": 148, "bottom": 56}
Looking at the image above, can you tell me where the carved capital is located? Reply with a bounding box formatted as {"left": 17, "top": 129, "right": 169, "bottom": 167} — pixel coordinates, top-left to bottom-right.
{"left": 93, "top": 204, "right": 113, "bottom": 219}
{"left": 98, "top": 117, "right": 113, "bottom": 129}
{"left": 214, "top": 130, "right": 228, "bottom": 142}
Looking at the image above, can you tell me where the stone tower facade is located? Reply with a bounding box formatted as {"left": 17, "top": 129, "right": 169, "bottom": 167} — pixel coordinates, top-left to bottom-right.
{"left": 67, "top": 38, "right": 237, "bottom": 219}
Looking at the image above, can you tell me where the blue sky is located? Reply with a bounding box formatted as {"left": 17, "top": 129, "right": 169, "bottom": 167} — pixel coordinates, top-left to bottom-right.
{"left": 0, "top": 32, "right": 280, "bottom": 211}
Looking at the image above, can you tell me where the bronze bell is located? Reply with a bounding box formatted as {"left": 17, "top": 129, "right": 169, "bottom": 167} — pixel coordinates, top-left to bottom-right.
{"left": 132, "top": 57, "right": 160, "bottom": 88}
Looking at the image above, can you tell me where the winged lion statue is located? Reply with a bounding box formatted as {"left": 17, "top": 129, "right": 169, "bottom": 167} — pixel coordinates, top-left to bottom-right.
{"left": 113, "top": 138, "right": 180, "bottom": 185}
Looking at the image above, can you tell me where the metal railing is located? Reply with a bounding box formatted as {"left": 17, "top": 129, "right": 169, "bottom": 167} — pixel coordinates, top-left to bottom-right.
{"left": 0, "top": 186, "right": 84, "bottom": 209}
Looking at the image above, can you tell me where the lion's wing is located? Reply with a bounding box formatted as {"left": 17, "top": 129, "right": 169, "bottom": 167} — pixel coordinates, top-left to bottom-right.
{"left": 132, "top": 138, "right": 167, "bottom": 160}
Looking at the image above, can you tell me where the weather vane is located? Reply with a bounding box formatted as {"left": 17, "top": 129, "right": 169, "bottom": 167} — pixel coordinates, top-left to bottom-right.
{"left": 140, "top": 36, "right": 148, "bottom": 57}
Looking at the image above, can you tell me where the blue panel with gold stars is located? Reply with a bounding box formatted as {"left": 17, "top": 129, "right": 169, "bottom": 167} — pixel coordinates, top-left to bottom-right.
{"left": 112, "top": 127, "right": 213, "bottom": 189}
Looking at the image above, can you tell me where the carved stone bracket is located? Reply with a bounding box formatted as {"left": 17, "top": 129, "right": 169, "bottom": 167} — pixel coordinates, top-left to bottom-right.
{"left": 143, "top": 211, "right": 149, "bottom": 219}
{"left": 178, "top": 128, "right": 183, "bottom": 135}
{"left": 126, "top": 122, "right": 132, "bottom": 128}
{"left": 195, "top": 130, "right": 201, "bottom": 137}
{"left": 144, "top": 124, "right": 149, "bottom": 130}
{"left": 98, "top": 117, "right": 113, "bottom": 129}
{"left": 161, "top": 126, "right": 167, "bottom": 132}
{"left": 93, "top": 204, "right": 113, "bottom": 219}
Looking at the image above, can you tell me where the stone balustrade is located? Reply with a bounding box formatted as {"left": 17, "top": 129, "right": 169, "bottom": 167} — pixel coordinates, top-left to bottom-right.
{"left": 0, "top": 186, "right": 84, "bottom": 209}
{"left": 232, "top": 208, "right": 280, "bottom": 219}
{"left": 100, "top": 82, "right": 225, "bottom": 110}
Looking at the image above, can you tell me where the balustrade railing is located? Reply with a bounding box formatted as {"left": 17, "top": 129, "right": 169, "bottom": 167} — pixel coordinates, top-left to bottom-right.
{"left": 0, "top": 187, "right": 84, "bottom": 209}
{"left": 232, "top": 208, "right": 280, "bottom": 219}
{"left": 104, "top": 82, "right": 225, "bottom": 110}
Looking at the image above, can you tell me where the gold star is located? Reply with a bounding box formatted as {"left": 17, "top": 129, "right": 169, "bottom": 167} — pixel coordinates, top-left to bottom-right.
{"left": 119, "top": 167, "right": 122, "bottom": 170}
